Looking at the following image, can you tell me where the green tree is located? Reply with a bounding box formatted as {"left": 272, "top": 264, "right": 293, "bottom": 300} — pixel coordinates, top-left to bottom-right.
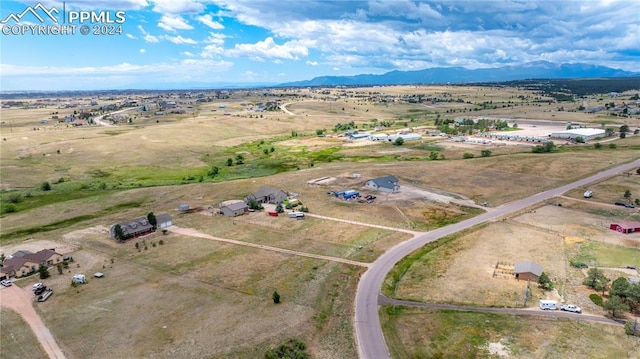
{"left": 0, "top": 253, "right": 5, "bottom": 264}
{"left": 462, "top": 152, "right": 475, "bottom": 159}
{"left": 429, "top": 151, "right": 438, "bottom": 160}
{"left": 316, "top": 129, "right": 325, "bottom": 136}
{"left": 604, "top": 295, "right": 629, "bottom": 318}
{"left": 393, "top": 137, "right": 404, "bottom": 146}
{"left": 538, "top": 272, "right": 554, "bottom": 290}
{"left": 275, "top": 203, "right": 284, "bottom": 213}
{"left": 38, "top": 264, "right": 50, "bottom": 279}
{"left": 147, "top": 212, "right": 157, "bottom": 230}
{"left": 609, "top": 277, "right": 631, "bottom": 300}
{"left": 620, "top": 124, "right": 629, "bottom": 133}
{"left": 247, "top": 198, "right": 263, "bottom": 210}
{"left": 56, "top": 263, "right": 63, "bottom": 274}
{"left": 543, "top": 141, "right": 556, "bottom": 152}
{"left": 583, "top": 267, "right": 609, "bottom": 295}
{"left": 272, "top": 290, "right": 281, "bottom": 304}
{"left": 624, "top": 189, "right": 632, "bottom": 199}
{"left": 40, "top": 181, "right": 51, "bottom": 191}
{"left": 208, "top": 166, "right": 219, "bottom": 177}
{"left": 608, "top": 143, "right": 617, "bottom": 149}
{"left": 636, "top": 168, "right": 640, "bottom": 175}
{"left": 575, "top": 136, "right": 585, "bottom": 143}
{"left": 480, "top": 149, "right": 492, "bottom": 157}
{"left": 594, "top": 142, "right": 602, "bottom": 149}
{"left": 113, "top": 224, "right": 126, "bottom": 242}
{"left": 620, "top": 132, "right": 627, "bottom": 139}
{"left": 226, "top": 158, "right": 233, "bottom": 166}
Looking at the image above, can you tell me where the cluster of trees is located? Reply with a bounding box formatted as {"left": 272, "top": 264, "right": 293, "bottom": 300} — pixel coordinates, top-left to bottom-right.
{"left": 264, "top": 338, "right": 308, "bottom": 359}
{"left": 583, "top": 268, "right": 640, "bottom": 318}
{"left": 531, "top": 141, "right": 556, "bottom": 153}
{"left": 332, "top": 121, "right": 356, "bottom": 132}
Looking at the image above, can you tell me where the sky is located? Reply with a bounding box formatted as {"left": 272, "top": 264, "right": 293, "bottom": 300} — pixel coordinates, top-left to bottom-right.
{"left": 0, "top": 0, "right": 638, "bottom": 91}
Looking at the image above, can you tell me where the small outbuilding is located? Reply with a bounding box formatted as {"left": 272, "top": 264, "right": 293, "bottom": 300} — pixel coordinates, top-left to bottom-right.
{"left": 610, "top": 221, "right": 640, "bottom": 234}
{"left": 514, "top": 261, "right": 543, "bottom": 281}
{"left": 220, "top": 202, "right": 249, "bottom": 217}
{"left": 365, "top": 175, "right": 400, "bottom": 193}
{"left": 156, "top": 214, "right": 173, "bottom": 229}
{"left": 72, "top": 274, "right": 86, "bottom": 284}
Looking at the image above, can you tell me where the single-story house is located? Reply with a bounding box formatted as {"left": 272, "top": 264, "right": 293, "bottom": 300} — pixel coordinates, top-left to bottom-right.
{"left": 110, "top": 213, "right": 172, "bottom": 240}
{"left": 220, "top": 202, "right": 249, "bottom": 217}
{"left": 610, "top": 221, "right": 640, "bottom": 234}
{"left": 365, "top": 175, "right": 400, "bottom": 193}
{"left": 0, "top": 249, "right": 63, "bottom": 279}
{"left": 244, "top": 186, "right": 289, "bottom": 205}
{"left": 514, "top": 261, "right": 543, "bottom": 281}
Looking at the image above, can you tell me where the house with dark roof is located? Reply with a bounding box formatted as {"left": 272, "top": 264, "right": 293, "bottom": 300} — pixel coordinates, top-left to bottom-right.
{"left": 365, "top": 175, "right": 400, "bottom": 193}
{"left": 514, "top": 261, "right": 543, "bottom": 281}
{"left": 220, "top": 202, "right": 249, "bottom": 217}
{"left": 109, "top": 213, "right": 172, "bottom": 241}
{"left": 244, "top": 186, "right": 289, "bottom": 205}
{"left": 0, "top": 249, "right": 63, "bottom": 279}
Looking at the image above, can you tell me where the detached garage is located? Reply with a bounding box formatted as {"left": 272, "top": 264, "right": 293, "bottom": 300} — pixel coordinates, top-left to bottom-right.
{"left": 610, "top": 221, "right": 640, "bottom": 234}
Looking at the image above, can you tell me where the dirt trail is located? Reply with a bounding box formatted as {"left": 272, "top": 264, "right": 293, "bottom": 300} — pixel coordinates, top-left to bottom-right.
{"left": 0, "top": 285, "right": 66, "bottom": 359}
{"left": 169, "top": 226, "right": 370, "bottom": 267}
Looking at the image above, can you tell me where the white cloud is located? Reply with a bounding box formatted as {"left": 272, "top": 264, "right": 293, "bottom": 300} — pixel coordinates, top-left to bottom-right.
{"left": 126, "top": 34, "right": 137, "bottom": 39}
{"left": 138, "top": 25, "right": 159, "bottom": 43}
{"left": 158, "top": 14, "right": 193, "bottom": 32}
{"left": 163, "top": 35, "right": 197, "bottom": 45}
{"left": 227, "top": 37, "right": 308, "bottom": 60}
{"left": 204, "top": 32, "right": 226, "bottom": 45}
{"left": 198, "top": 14, "right": 224, "bottom": 30}
{"left": 139, "top": 48, "right": 146, "bottom": 53}
{"left": 182, "top": 51, "right": 196, "bottom": 57}
{"left": 306, "top": 60, "right": 318, "bottom": 66}
{"left": 149, "top": 0, "right": 204, "bottom": 14}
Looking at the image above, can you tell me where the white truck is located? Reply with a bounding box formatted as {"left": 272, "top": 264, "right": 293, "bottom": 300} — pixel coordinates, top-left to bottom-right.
{"left": 539, "top": 299, "right": 558, "bottom": 310}
{"left": 560, "top": 304, "right": 582, "bottom": 313}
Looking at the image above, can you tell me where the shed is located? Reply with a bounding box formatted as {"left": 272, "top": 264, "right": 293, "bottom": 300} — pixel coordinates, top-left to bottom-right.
{"left": 609, "top": 221, "right": 640, "bottom": 234}
{"left": 178, "top": 204, "right": 190, "bottom": 212}
{"left": 365, "top": 175, "right": 400, "bottom": 193}
{"left": 220, "top": 202, "right": 249, "bottom": 217}
{"left": 336, "top": 190, "right": 359, "bottom": 199}
{"left": 514, "top": 261, "right": 543, "bottom": 281}
{"left": 72, "top": 274, "right": 86, "bottom": 284}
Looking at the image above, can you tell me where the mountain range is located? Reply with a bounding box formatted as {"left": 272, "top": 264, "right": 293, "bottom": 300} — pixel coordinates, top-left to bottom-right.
{"left": 280, "top": 61, "right": 639, "bottom": 87}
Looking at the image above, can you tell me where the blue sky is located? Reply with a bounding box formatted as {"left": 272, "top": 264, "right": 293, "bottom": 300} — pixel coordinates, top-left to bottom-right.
{"left": 0, "top": 0, "right": 638, "bottom": 91}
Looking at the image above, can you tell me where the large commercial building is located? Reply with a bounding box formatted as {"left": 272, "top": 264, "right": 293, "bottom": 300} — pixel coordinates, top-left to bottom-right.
{"left": 548, "top": 128, "right": 605, "bottom": 141}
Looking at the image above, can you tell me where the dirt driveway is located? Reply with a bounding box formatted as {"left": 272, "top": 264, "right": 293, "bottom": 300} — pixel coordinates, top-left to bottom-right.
{"left": 0, "top": 285, "right": 66, "bottom": 359}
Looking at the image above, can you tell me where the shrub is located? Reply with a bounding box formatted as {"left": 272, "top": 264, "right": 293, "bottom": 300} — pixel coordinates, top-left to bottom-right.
{"left": 2, "top": 204, "right": 17, "bottom": 214}
{"left": 590, "top": 293, "right": 603, "bottom": 306}
{"left": 6, "top": 193, "right": 22, "bottom": 203}
{"left": 594, "top": 142, "right": 602, "bottom": 149}
{"left": 462, "top": 152, "right": 475, "bottom": 159}
{"left": 40, "top": 181, "right": 52, "bottom": 191}
{"left": 569, "top": 259, "right": 588, "bottom": 268}
{"left": 159, "top": 239, "right": 164, "bottom": 245}
{"left": 272, "top": 291, "right": 281, "bottom": 304}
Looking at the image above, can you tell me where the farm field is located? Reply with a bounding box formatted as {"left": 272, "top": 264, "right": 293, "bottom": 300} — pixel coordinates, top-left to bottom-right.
{"left": 0, "top": 308, "right": 48, "bottom": 358}
{"left": 1, "top": 84, "right": 639, "bottom": 358}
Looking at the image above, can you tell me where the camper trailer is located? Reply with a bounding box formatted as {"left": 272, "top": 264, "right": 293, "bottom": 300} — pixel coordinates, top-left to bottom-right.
{"left": 287, "top": 211, "right": 305, "bottom": 219}
{"left": 539, "top": 299, "right": 558, "bottom": 310}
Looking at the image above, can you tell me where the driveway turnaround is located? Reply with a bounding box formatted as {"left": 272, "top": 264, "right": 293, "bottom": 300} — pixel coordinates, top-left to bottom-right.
{"left": 355, "top": 159, "right": 640, "bottom": 359}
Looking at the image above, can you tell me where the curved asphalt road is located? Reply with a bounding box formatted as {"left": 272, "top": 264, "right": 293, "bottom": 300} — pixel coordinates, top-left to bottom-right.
{"left": 355, "top": 159, "right": 640, "bottom": 359}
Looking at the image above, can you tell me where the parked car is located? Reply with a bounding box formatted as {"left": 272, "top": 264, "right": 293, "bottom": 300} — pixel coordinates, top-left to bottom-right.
{"left": 1, "top": 280, "right": 12, "bottom": 287}
{"left": 33, "top": 283, "right": 46, "bottom": 295}
{"left": 614, "top": 201, "right": 635, "bottom": 208}
{"left": 560, "top": 304, "right": 582, "bottom": 313}
{"left": 37, "top": 288, "right": 53, "bottom": 302}
{"left": 583, "top": 190, "right": 592, "bottom": 198}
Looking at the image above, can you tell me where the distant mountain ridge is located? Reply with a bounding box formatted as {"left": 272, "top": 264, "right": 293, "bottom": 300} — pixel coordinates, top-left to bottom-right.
{"left": 280, "top": 61, "right": 639, "bottom": 87}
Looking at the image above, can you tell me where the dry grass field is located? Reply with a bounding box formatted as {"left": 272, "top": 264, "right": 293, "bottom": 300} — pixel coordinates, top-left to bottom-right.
{"left": 1, "top": 84, "right": 639, "bottom": 358}
{"left": 0, "top": 308, "right": 49, "bottom": 358}
{"left": 381, "top": 307, "right": 640, "bottom": 359}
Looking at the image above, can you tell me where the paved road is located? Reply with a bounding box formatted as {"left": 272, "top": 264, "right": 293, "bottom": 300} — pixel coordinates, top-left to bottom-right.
{"left": 0, "top": 285, "right": 67, "bottom": 359}
{"left": 355, "top": 159, "right": 640, "bottom": 359}
{"left": 379, "top": 295, "right": 622, "bottom": 326}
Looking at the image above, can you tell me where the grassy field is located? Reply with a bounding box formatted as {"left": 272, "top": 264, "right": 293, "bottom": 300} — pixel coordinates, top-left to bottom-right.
{"left": 1, "top": 85, "right": 639, "bottom": 358}
{"left": 0, "top": 308, "right": 48, "bottom": 359}
{"left": 380, "top": 306, "right": 640, "bottom": 359}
